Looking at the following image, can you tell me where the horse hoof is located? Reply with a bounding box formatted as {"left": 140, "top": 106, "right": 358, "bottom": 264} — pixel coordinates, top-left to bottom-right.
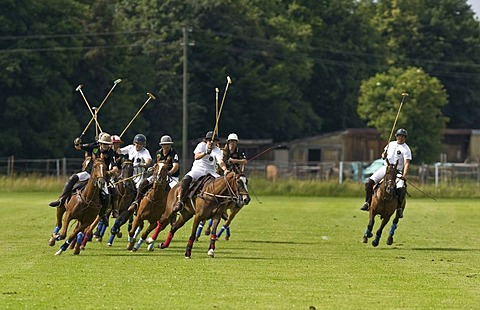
{"left": 131, "top": 247, "right": 138, "bottom": 252}
{"left": 225, "top": 236, "right": 229, "bottom": 241}
{"left": 207, "top": 249, "right": 215, "bottom": 257}
{"left": 195, "top": 237, "right": 199, "bottom": 241}
{"left": 48, "top": 237, "right": 56, "bottom": 247}
{"left": 74, "top": 248, "right": 81, "bottom": 255}
{"left": 387, "top": 236, "right": 393, "bottom": 245}
{"left": 147, "top": 244, "right": 155, "bottom": 251}
{"left": 159, "top": 243, "right": 166, "bottom": 249}
{"left": 146, "top": 237, "right": 154, "bottom": 244}
{"left": 107, "top": 242, "right": 112, "bottom": 247}
{"left": 54, "top": 250, "right": 63, "bottom": 256}
{"left": 372, "top": 240, "right": 379, "bottom": 247}
{"left": 126, "top": 243, "right": 134, "bottom": 251}
{"left": 117, "top": 231, "right": 123, "bottom": 238}
{"left": 362, "top": 236, "right": 368, "bottom": 243}
{"left": 367, "top": 232, "right": 373, "bottom": 238}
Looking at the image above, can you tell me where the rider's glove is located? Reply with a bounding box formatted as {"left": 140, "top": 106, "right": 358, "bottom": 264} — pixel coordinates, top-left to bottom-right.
{"left": 74, "top": 137, "right": 82, "bottom": 145}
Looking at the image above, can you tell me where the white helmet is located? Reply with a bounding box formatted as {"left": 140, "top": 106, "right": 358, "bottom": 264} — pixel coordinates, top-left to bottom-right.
{"left": 227, "top": 133, "right": 239, "bottom": 141}
{"left": 159, "top": 135, "right": 174, "bottom": 145}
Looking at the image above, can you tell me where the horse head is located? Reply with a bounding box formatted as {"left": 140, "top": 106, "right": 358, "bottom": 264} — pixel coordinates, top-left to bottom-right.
{"left": 227, "top": 166, "right": 251, "bottom": 207}
{"left": 120, "top": 158, "right": 134, "bottom": 179}
{"left": 384, "top": 159, "right": 399, "bottom": 195}
{"left": 91, "top": 157, "right": 107, "bottom": 189}
{"left": 151, "top": 158, "right": 170, "bottom": 188}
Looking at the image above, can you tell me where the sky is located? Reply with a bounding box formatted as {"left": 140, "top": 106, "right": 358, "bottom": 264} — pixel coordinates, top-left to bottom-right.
{"left": 467, "top": 0, "right": 480, "bottom": 17}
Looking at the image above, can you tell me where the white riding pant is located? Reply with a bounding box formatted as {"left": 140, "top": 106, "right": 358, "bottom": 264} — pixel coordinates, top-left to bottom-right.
{"left": 75, "top": 171, "right": 109, "bottom": 194}
{"left": 369, "top": 166, "right": 405, "bottom": 188}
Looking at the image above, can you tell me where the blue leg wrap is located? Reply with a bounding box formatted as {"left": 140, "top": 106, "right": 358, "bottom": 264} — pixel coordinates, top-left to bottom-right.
{"left": 389, "top": 223, "right": 397, "bottom": 236}
{"left": 226, "top": 226, "right": 231, "bottom": 238}
{"left": 53, "top": 226, "right": 60, "bottom": 234}
{"left": 76, "top": 232, "right": 84, "bottom": 244}
{"left": 107, "top": 234, "right": 115, "bottom": 245}
{"left": 217, "top": 225, "right": 227, "bottom": 238}
{"left": 196, "top": 222, "right": 204, "bottom": 238}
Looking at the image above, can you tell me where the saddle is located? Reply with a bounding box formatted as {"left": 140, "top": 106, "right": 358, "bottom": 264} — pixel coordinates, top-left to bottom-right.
{"left": 186, "top": 175, "right": 215, "bottom": 199}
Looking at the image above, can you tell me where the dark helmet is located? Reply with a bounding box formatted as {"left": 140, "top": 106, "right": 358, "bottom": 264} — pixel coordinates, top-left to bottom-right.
{"left": 205, "top": 131, "right": 219, "bottom": 141}
{"left": 395, "top": 128, "right": 408, "bottom": 137}
{"left": 133, "top": 134, "right": 147, "bottom": 145}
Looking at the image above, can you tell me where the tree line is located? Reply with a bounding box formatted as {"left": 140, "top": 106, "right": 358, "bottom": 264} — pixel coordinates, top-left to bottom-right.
{"left": 1, "top": 0, "right": 479, "bottom": 163}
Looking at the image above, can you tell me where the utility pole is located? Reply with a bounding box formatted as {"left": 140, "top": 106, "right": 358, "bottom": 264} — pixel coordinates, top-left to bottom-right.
{"left": 182, "top": 27, "right": 193, "bottom": 175}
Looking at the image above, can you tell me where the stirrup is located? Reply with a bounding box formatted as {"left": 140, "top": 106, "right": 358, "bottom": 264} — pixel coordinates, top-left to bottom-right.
{"left": 360, "top": 202, "right": 370, "bottom": 211}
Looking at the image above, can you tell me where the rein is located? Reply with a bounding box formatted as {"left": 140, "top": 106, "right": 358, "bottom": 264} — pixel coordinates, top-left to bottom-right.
{"left": 200, "top": 172, "right": 239, "bottom": 204}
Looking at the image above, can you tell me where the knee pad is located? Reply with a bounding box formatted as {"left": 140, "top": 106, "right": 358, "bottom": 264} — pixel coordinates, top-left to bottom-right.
{"left": 365, "top": 179, "right": 374, "bottom": 191}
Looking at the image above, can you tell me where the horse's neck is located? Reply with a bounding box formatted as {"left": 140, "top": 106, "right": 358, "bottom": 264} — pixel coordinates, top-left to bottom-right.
{"left": 83, "top": 176, "right": 100, "bottom": 199}
{"left": 208, "top": 174, "right": 234, "bottom": 194}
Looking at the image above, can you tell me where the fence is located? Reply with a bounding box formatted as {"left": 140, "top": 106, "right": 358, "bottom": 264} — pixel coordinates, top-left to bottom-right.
{"left": 1, "top": 156, "right": 479, "bottom": 187}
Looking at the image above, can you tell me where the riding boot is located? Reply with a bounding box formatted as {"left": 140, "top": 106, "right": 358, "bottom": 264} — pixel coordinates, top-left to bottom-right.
{"left": 99, "top": 192, "right": 111, "bottom": 217}
{"left": 396, "top": 187, "right": 406, "bottom": 218}
{"left": 128, "top": 179, "right": 151, "bottom": 212}
{"left": 49, "top": 175, "right": 79, "bottom": 207}
{"left": 173, "top": 175, "right": 192, "bottom": 213}
{"left": 360, "top": 179, "right": 375, "bottom": 211}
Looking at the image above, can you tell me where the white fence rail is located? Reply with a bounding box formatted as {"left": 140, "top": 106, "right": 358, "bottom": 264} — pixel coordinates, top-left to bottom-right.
{"left": 1, "top": 157, "right": 479, "bottom": 187}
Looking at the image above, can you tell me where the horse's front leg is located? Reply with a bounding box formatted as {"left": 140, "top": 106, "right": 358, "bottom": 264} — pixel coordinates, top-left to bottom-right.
{"left": 160, "top": 209, "right": 193, "bottom": 249}
{"left": 362, "top": 211, "right": 375, "bottom": 243}
{"left": 207, "top": 217, "right": 222, "bottom": 258}
{"left": 134, "top": 221, "right": 157, "bottom": 252}
{"left": 372, "top": 217, "right": 390, "bottom": 247}
{"left": 218, "top": 208, "right": 239, "bottom": 240}
{"left": 185, "top": 215, "right": 203, "bottom": 259}
{"left": 387, "top": 216, "right": 400, "bottom": 245}
{"left": 127, "top": 216, "right": 143, "bottom": 251}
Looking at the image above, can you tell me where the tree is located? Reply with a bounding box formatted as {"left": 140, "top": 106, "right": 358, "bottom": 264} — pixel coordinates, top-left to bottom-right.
{"left": 358, "top": 66, "right": 448, "bottom": 163}
{"left": 0, "top": 0, "right": 87, "bottom": 158}
{"left": 370, "top": 0, "right": 480, "bottom": 129}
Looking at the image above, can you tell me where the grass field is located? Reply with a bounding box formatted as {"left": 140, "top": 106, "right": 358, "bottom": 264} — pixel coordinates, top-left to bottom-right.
{"left": 1, "top": 192, "right": 479, "bottom": 309}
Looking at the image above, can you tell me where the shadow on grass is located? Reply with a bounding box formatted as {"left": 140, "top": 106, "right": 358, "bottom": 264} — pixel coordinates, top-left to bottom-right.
{"left": 411, "top": 247, "right": 480, "bottom": 252}
{"left": 239, "top": 240, "right": 317, "bottom": 245}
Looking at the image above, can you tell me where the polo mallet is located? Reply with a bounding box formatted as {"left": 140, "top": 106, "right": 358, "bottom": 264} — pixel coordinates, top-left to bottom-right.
{"left": 212, "top": 76, "right": 232, "bottom": 141}
{"left": 387, "top": 92, "right": 409, "bottom": 145}
{"left": 407, "top": 180, "right": 437, "bottom": 201}
{"left": 78, "top": 79, "right": 122, "bottom": 139}
{"left": 92, "top": 107, "right": 99, "bottom": 138}
{"left": 119, "top": 92, "right": 156, "bottom": 138}
{"left": 247, "top": 145, "right": 284, "bottom": 162}
{"left": 214, "top": 87, "right": 220, "bottom": 136}
{"left": 76, "top": 84, "right": 103, "bottom": 133}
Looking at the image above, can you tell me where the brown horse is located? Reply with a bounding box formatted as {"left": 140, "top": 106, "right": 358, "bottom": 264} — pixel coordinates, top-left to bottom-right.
{"left": 106, "top": 158, "right": 136, "bottom": 246}
{"left": 196, "top": 181, "right": 251, "bottom": 241}
{"left": 362, "top": 159, "right": 402, "bottom": 247}
{"left": 127, "top": 159, "right": 170, "bottom": 251}
{"left": 147, "top": 169, "right": 249, "bottom": 258}
{"left": 52, "top": 158, "right": 107, "bottom": 255}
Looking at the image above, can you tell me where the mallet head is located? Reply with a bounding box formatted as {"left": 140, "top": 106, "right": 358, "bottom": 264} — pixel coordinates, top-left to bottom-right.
{"left": 215, "top": 87, "right": 219, "bottom": 93}
{"left": 227, "top": 76, "right": 232, "bottom": 84}
{"left": 147, "top": 92, "right": 156, "bottom": 100}
{"left": 401, "top": 92, "right": 409, "bottom": 97}
{"left": 76, "top": 84, "right": 83, "bottom": 92}
{"left": 114, "top": 79, "right": 122, "bottom": 84}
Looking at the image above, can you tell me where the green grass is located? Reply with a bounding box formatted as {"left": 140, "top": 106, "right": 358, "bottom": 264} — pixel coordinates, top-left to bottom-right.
{"left": 1, "top": 192, "right": 479, "bottom": 309}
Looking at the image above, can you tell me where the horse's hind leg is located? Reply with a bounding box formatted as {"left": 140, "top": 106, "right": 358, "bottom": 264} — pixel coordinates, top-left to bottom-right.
{"left": 195, "top": 221, "right": 205, "bottom": 241}
{"left": 387, "top": 217, "right": 400, "bottom": 245}
{"left": 134, "top": 221, "right": 157, "bottom": 252}
{"left": 160, "top": 210, "right": 193, "bottom": 249}
{"left": 185, "top": 215, "right": 203, "bottom": 259}
{"left": 207, "top": 218, "right": 221, "bottom": 258}
{"left": 49, "top": 207, "right": 65, "bottom": 246}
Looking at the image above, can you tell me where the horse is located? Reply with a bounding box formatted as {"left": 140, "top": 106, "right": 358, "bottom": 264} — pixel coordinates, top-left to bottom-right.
{"left": 106, "top": 158, "right": 136, "bottom": 246}
{"left": 195, "top": 180, "right": 251, "bottom": 241}
{"left": 146, "top": 168, "right": 249, "bottom": 258}
{"left": 126, "top": 159, "right": 170, "bottom": 251}
{"left": 50, "top": 157, "right": 107, "bottom": 255}
{"left": 362, "top": 159, "right": 403, "bottom": 247}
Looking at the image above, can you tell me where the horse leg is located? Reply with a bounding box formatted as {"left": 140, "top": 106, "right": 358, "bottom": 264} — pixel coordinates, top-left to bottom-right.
{"left": 204, "top": 219, "right": 213, "bottom": 236}
{"left": 372, "top": 217, "right": 390, "bottom": 247}
{"left": 54, "top": 214, "right": 76, "bottom": 255}
{"left": 128, "top": 219, "right": 143, "bottom": 251}
{"left": 218, "top": 209, "right": 238, "bottom": 240}
{"left": 107, "top": 209, "right": 133, "bottom": 246}
{"left": 137, "top": 221, "right": 157, "bottom": 252}
{"left": 49, "top": 206, "right": 65, "bottom": 246}
{"left": 160, "top": 210, "right": 193, "bottom": 249}
{"left": 73, "top": 222, "right": 91, "bottom": 255}
{"left": 362, "top": 212, "right": 375, "bottom": 243}
{"left": 207, "top": 218, "right": 221, "bottom": 258}
{"left": 195, "top": 221, "right": 205, "bottom": 241}
{"left": 185, "top": 215, "right": 203, "bottom": 259}
{"left": 387, "top": 216, "right": 400, "bottom": 245}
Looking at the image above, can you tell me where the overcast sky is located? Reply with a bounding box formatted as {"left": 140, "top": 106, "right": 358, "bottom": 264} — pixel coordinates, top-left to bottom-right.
{"left": 467, "top": 0, "right": 480, "bottom": 18}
